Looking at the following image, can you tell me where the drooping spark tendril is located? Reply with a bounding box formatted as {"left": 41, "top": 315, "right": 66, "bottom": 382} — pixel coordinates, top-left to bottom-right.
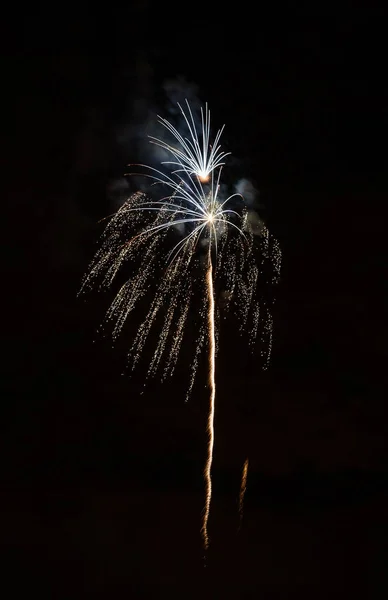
{"left": 79, "top": 100, "right": 281, "bottom": 550}
{"left": 201, "top": 253, "right": 216, "bottom": 550}
{"left": 238, "top": 458, "right": 249, "bottom": 531}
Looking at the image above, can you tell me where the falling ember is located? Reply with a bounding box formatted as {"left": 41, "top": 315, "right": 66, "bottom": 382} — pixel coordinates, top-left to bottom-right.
{"left": 201, "top": 253, "right": 216, "bottom": 550}
{"left": 238, "top": 458, "right": 249, "bottom": 530}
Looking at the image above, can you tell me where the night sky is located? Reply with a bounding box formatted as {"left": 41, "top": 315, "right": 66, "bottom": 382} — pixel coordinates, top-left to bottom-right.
{"left": 3, "top": 5, "right": 388, "bottom": 598}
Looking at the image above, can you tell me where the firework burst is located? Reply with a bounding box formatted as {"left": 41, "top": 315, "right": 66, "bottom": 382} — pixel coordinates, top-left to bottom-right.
{"left": 79, "top": 101, "right": 281, "bottom": 550}
{"left": 149, "top": 100, "right": 230, "bottom": 182}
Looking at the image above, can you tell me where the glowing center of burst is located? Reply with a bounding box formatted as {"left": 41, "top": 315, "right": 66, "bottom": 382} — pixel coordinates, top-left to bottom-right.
{"left": 206, "top": 212, "right": 215, "bottom": 224}
{"left": 198, "top": 171, "right": 210, "bottom": 183}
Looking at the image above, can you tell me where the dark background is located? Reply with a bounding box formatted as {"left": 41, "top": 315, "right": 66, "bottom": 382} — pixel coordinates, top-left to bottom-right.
{"left": 3, "top": 4, "right": 388, "bottom": 598}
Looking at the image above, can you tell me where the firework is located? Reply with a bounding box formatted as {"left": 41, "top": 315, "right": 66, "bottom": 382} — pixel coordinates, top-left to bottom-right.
{"left": 80, "top": 101, "right": 280, "bottom": 549}
{"left": 149, "top": 100, "right": 230, "bottom": 182}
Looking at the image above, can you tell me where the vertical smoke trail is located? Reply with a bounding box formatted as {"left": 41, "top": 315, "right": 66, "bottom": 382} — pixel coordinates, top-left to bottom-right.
{"left": 201, "top": 252, "right": 216, "bottom": 550}
{"left": 238, "top": 458, "right": 249, "bottom": 531}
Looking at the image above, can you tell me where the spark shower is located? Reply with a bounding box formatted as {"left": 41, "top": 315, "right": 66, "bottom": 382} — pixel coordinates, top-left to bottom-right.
{"left": 80, "top": 100, "right": 281, "bottom": 549}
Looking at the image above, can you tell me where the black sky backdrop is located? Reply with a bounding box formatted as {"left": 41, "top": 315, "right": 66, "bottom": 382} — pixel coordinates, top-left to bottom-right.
{"left": 3, "top": 4, "right": 388, "bottom": 598}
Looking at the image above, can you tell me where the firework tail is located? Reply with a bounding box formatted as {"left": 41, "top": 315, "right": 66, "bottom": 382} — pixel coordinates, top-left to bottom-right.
{"left": 238, "top": 458, "right": 249, "bottom": 531}
{"left": 201, "top": 247, "right": 216, "bottom": 550}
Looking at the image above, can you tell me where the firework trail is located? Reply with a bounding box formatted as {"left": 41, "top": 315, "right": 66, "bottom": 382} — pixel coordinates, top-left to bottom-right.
{"left": 201, "top": 251, "right": 216, "bottom": 550}
{"left": 79, "top": 100, "right": 280, "bottom": 550}
{"left": 238, "top": 458, "right": 249, "bottom": 531}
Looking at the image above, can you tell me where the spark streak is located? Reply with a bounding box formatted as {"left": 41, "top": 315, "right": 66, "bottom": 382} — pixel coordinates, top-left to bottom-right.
{"left": 201, "top": 252, "right": 216, "bottom": 550}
